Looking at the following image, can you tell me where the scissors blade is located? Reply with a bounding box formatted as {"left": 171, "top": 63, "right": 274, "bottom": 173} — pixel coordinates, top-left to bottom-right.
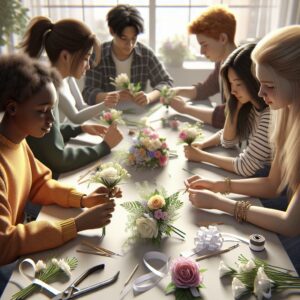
{"left": 71, "top": 271, "right": 120, "bottom": 299}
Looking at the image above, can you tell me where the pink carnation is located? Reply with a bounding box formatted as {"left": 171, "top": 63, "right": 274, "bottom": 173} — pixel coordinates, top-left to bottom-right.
{"left": 179, "top": 131, "right": 188, "bottom": 141}
{"left": 103, "top": 112, "right": 112, "bottom": 121}
{"left": 171, "top": 257, "right": 202, "bottom": 288}
{"left": 150, "top": 133, "right": 159, "bottom": 139}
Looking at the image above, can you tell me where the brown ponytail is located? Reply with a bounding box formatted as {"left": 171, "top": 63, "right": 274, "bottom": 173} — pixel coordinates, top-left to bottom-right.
{"left": 19, "top": 17, "right": 100, "bottom": 73}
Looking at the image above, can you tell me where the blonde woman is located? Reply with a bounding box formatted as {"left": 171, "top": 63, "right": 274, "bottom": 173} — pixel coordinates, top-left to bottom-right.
{"left": 185, "top": 25, "right": 300, "bottom": 273}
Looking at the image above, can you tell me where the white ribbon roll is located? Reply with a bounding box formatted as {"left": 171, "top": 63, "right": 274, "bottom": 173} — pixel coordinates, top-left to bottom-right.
{"left": 120, "top": 251, "right": 169, "bottom": 300}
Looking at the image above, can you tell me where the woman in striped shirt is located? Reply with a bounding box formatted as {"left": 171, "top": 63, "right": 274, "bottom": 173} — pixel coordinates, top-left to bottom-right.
{"left": 184, "top": 43, "right": 272, "bottom": 177}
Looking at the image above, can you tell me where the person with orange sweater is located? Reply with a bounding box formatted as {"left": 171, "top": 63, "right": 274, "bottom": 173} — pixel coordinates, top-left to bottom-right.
{"left": 0, "top": 54, "right": 118, "bottom": 292}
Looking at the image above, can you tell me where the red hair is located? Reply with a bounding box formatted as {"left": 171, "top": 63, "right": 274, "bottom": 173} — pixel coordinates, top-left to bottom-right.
{"left": 188, "top": 5, "right": 236, "bottom": 43}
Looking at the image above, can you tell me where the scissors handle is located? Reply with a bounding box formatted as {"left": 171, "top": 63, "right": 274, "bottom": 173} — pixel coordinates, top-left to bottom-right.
{"left": 72, "top": 264, "right": 105, "bottom": 287}
{"left": 72, "top": 271, "right": 120, "bottom": 299}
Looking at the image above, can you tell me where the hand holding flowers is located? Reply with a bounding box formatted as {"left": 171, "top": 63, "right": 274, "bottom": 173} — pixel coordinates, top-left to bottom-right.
{"left": 110, "top": 73, "right": 141, "bottom": 96}
{"left": 100, "top": 109, "right": 125, "bottom": 126}
{"left": 121, "top": 185, "right": 185, "bottom": 244}
{"left": 179, "top": 122, "right": 203, "bottom": 145}
{"left": 160, "top": 85, "right": 176, "bottom": 109}
{"left": 165, "top": 257, "right": 205, "bottom": 299}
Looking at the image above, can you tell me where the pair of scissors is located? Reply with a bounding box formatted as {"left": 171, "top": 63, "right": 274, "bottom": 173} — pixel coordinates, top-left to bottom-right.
{"left": 34, "top": 264, "right": 119, "bottom": 299}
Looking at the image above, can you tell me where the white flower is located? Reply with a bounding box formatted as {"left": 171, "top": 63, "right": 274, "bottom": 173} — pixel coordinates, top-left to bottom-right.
{"left": 112, "top": 73, "right": 130, "bottom": 90}
{"left": 35, "top": 260, "right": 46, "bottom": 273}
{"left": 148, "top": 139, "right": 162, "bottom": 151}
{"left": 219, "top": 261, "right": 232, "bottom": 278}
{"left": 254, "top": 267, "right": 273, "bottom": 300}
{"left": 232, "top": 277, "right": 248, "bottom": 299}
{"left": 186, "top": 127, "right": 199, "bottom": 139}
{"left": 52, "top": 258, "right": 72, "bottom": 278}
{"left": 237, "top": 259, "right": 256, "bottom": 273}
{"left": 136, "top": 217, "right": 158, "bottom": 238}
{"left": 98, "top": 167, "right": 119, "bottom": 184}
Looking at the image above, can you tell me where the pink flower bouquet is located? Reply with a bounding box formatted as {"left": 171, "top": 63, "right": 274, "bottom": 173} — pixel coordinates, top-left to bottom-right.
{"left": 165, "top": 257, "right": 206, "bottom": 299}
{"left": 128, "top": 128, "right": 169, "bottom": 168}
{"left": 100, "top": 109, "right": 125, "bottom": 125}
{"left": 178, "top": 122, "right": 203, "bottom": 145}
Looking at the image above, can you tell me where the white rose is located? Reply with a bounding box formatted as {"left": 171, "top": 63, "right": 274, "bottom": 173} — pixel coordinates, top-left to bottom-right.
{"left": 149, "top": 139, "right": 162, "bottom": 151}
{"left": 136, "top": 217, "right": 158, "bottom": 238}
{"left": 98, "top": 167, "right": 119, "bottom": 184}
{"left": 186, "top": 127, "right": 198, "bottom": 139}
{"left": 114, "top": 73, "right": 130, "bottom": 89}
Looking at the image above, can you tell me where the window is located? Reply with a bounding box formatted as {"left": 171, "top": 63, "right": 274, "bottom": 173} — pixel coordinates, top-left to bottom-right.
{"left": 14, "top": 0, "right": 297, "bottom": 60}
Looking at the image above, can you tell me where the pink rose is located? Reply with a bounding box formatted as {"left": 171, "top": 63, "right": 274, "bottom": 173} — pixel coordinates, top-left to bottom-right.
{"left": 159, "top": 155, "right": 168, "bottom": 167}
{"left": 171, "top": 257, "right": 202, "bottom": 288}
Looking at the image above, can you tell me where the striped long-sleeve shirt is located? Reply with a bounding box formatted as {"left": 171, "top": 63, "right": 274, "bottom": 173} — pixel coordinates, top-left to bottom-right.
{"left": 220, "top": 106, "right": 272, "bottom": 177}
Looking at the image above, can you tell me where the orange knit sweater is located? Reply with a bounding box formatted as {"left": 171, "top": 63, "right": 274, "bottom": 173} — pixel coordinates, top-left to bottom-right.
{"left": 0, "top": 134, "right": 84, "bottom": 265}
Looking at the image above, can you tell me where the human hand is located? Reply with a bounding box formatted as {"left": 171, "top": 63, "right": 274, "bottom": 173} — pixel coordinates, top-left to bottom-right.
{"left": 81, "top": 124, "right": 108, "bottom": 136}
{"left": 184, "top": 145, "right": 205, "bottom": 162}
{"left": 169, "top": 96, "right": 187, "bottom": 113}
{"left": 184, "top": 174, "right": 218, "bottom": 192}
{"left": 103, "top": 123, "right": 123, "bottom": 149}
{"left": 188, "top": 189, "right": 219, "bottom": 210}
{"left": 191, "top": 142, "right": 205, "bottom": 150}
{"left": 119, "top": 89, "right": 134, "bottom": 101}
{"left": 75, "top": 201, "right": 115, "bottom": 232}
{"left": 133, "top": 91, "right": 150, "bottom": 106}
{"left": 103, "top": 92, "right": 119, "bottom": 108}
{"left": 81, "top": 186, "right": 123, "bottom": 208}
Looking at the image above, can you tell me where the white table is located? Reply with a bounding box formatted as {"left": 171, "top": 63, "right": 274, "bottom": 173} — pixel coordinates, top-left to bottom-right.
{"left": 2, "top": 105, "right": 298, "bottom": 299}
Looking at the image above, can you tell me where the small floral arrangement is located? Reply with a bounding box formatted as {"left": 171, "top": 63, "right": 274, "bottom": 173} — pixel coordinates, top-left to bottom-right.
{"left": 89, "top": 162, "right": 130, "bottom": 191}
{"left": 159, "top": 36, "right": 193, "bottom": 67}
{"left": 178, "top": 122, "right": 203, "bottom": 145}
{"left": 128, "top": 128, "right": 169, "bottom": 168}
{"left": 100, "top": 109, "right": 125, "bottom": 125}
{"left": 160, "top": 85, "right": 176, "bottom": 109}
{"left": 12, "top": 257, "right": 78, "bottom": 300}
{"left": 219, "top": 254, "right": 300, "bottom": 299}
{"left": 165, "top": 257, "right": 206, "bottom": 299}
{"left": 121, "top": 185, "right": 185, "bottom": 244}
{"left": 110, "top": 73, "right": 141, "bottom": 95}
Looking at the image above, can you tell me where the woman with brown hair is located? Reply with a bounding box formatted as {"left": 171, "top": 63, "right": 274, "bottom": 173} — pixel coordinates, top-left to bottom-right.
{"left": 19, "top": 17, "right": 123, "bottom": 178}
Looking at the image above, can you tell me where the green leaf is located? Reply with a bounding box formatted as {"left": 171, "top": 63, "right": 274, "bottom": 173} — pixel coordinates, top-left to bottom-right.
{"left": 121, "top": 201, "right": 144, "bottom": 214}
{"left": 165, "top": 282, "right": 176, "bottom": 294}
{"left": 174, "top": 288, "right": 203, "bottom": 300}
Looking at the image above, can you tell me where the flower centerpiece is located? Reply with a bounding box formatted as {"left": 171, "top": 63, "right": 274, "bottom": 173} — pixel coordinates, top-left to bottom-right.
{"left": 12, "top": 257, "right": 78, "bottom": 300}
{"left": 128, "top": 128, "right": 169, "bottom": 168}
{"left": 165, "top": 257, "right": 206, "bottom": 299}
{"left": 159, "top": 36, "right": 194, "bottom": 68}
{"left": 178, "top": 122, "right": 203, "bottom": 145}
{"left": 100, "top": 109, "right": 125, "bottom": 125}
{"left": 110, "top": 73, "right": 141, "bottom": 95}
{"left": 89, "top": 162, "right": 130, "bottom": 235}
{"left": 160, "top": 85, "right": 176, "bottom": 109}
{"left": 121, "top": 185, "right": 185, "bottom": 244}
{"left": 219, "top": 254, "right": 300, "bottom": 299}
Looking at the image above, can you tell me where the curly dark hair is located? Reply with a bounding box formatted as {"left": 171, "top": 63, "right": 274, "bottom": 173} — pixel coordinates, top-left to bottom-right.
{"left": 0, "top": 53, "right": 61, "bottom": 111}
{"left": 107, "top": 4, "right": 144, "bottom": 37}
{"left": 221, "top": 43, "right": 267, "bottom": 140}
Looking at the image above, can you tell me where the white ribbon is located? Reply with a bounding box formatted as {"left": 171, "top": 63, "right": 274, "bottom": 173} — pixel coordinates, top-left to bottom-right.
{"left": 120, "top": 251, "right": 169, "bottom": 299}
{"left": 181, "top": 226, "right": 249, "bottom": 257}
{"left": 18, "top": 258, "right": 60, "bottom": 296}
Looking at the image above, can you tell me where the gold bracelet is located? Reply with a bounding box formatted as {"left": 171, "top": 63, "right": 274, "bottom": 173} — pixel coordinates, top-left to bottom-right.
{"left": 234, "top": 200, "right": 252, "bottom": 223}
{"left": 222, "top": 177, "right": 231, "bottom": 195}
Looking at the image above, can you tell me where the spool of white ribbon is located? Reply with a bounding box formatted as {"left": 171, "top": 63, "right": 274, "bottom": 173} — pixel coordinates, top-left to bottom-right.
{"left": 120, "top": 251, "right": 169, "bottom": 300}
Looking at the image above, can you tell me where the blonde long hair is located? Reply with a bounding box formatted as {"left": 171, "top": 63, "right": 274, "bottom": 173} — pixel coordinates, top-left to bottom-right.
{"left": 252, "top": 25, "right": 300, "bottom": 193}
